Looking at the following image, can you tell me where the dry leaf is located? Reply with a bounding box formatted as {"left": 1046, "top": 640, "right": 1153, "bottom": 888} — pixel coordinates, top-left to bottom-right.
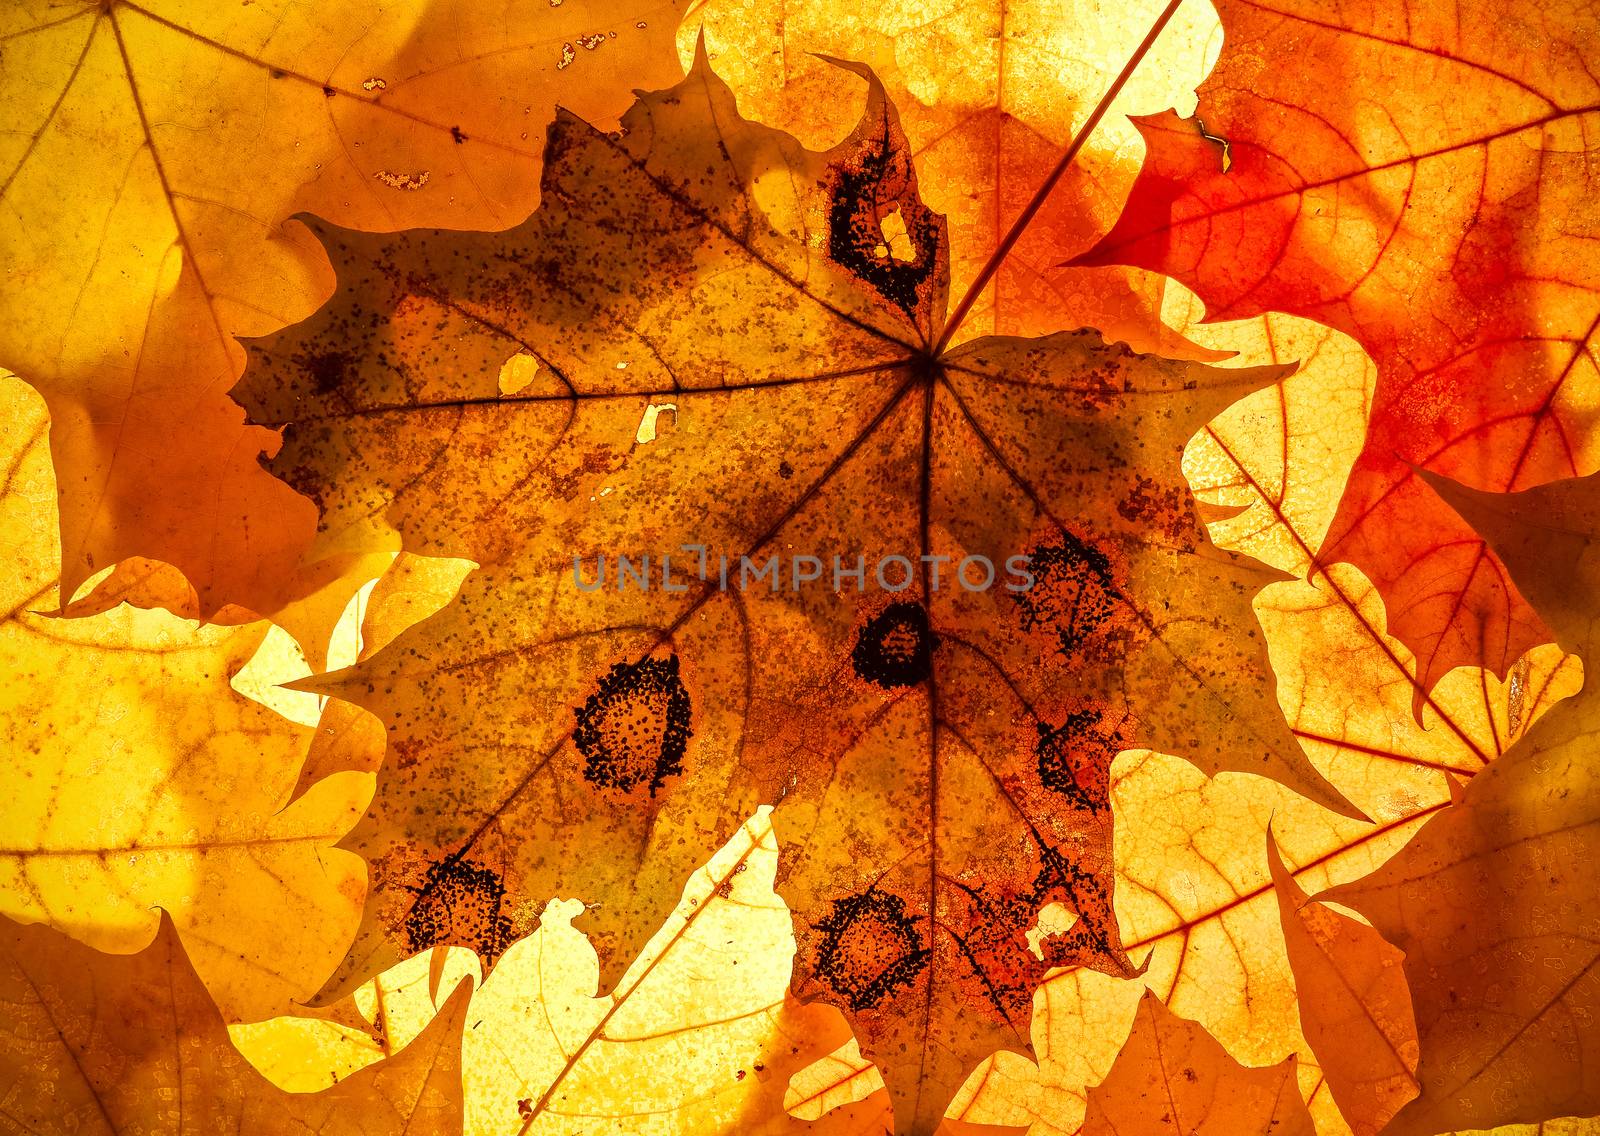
{"left": 235, "top": 812, "right": 895, "bottom": 1134}
{"left": 234, "top": 47, "right": 1362, "bottom": 1130}
{"left": 679, "top": 0, "right": 1225, "bottom": 354}
{"left": 0, "top": 0, "right": 686, "bottom": 628}
{"left": 1325, "top": 469, "right": 1600, "bottom": 1134}
{"left": 944, "top": 297, "right": 1577, "bottom": 1135}
{"left": 1077, "top": 0, "right": 1600, "bottom": 699}
{"left": 1268, "top": 830, "right": 1420, "bottom": 1135}
{"left": 0, "top": 909, "right": 471, "bottom": 1135}
{"left": 1080, "top": 989, "right": 1316, "bottom": 1136}
{"left": 291, "top": 551, "right": 475, "bottom": 798}
{"left": 6, "top": 3, "right": 1599, "bottom": 1134}
{"left": 0, "top": 374, "right": 365, "bottom": 1022}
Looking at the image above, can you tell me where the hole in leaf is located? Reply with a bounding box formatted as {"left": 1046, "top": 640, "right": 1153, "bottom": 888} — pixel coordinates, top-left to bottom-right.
{"left": 497, "top": 351, "right": 540, "bottom": 395}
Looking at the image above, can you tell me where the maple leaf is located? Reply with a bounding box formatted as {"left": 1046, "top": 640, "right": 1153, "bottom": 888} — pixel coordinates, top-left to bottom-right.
{"left": 1267, "top": 831, "right": 1419, "bottom": 1136}
{"left": 1080, "top": 989, "right": 1316, "bottom": 1135}
{"left": 0, "top": 0, "right": 686, "bottom": 636}
{"left": 1324, "top": 467, "right": 1600, "bottom": 1135}
{"left": 954, "top": 620, "right": 1572, "bottom": 1135}
{"left": 236, "top": 40, "right": 1362, "bottom": 1131}
{"left": 461, "top": 816, "right": 813, "bottom": 1134}
{"left": 235, "top": 812, "right": 890, "bottom": 1134}
{"left": 1075, "top": 0, "right": 1600, "bottom": 700}
{"left": 938, "top": 301, "right": 1578, "bottom": 1135}
{"left": 0, "top": 374, "right": 365, "bottom": 1023}
{"left": 0, "top": 909, "right": 471, "bottom": 1135}
{"left": 291, "top": 552, "right": 475, "bottom": 800}
{"left": 680, "top": 0, "right": 1226, "bottom": 357}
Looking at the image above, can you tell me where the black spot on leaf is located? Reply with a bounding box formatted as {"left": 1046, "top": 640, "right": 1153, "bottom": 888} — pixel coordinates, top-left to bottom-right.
{"left": 1029, "top": 844, "right": 1121, "bottom": 959}
{"left": 404, "top": 856, "right": 514, "bottom": 960}
{"left": 1014, "top": 536, "right": 1118, "bottom": 655}
{"left": 1035, "top": 710, "right": 1119, "bottom": 810}
{"left": 826, "top": 134, "right": 939, "bottom": 319}
{"left": 814, "top": 888, "right": 930, "bottom": 1011}
{"left": 851, "top": 601, "right": 937, "bottom": 687}
{"left": 573, "top": 655, "right": 692, "bottom": 794}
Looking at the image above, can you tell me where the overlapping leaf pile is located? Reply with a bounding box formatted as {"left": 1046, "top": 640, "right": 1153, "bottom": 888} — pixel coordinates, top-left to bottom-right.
{"left": 2, "top": 0, "right": 1598, "bottom": 1134}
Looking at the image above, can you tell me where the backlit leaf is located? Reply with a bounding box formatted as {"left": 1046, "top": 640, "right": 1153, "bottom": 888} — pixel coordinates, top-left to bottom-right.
{"left": 0, "top": 909, "right": 471, "bottom": 1135}
{"left": 1077, "top": 0, "right": 1600, "bottom": 698}
{"left": 1326, "top": 470, "right": 1600, "bottom": 1134}
{"left": 1268, "top": 829, "right": 1419, "bottom": 1135}
{"left": 0, "top": 0, "right": 686, "bottom": 629}
{"left": 1080, "top": 989, "right": 1315, "bottom": 1136}
{"left": 235, "top": 46, "right": 1354, "bottom": 1132}
{"left": 0, "top": 374, "right": 366, "bottom": 1022}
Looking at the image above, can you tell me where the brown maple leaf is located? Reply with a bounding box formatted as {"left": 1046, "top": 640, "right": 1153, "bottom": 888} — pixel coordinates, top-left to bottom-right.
{"left": 237, "top": 45, "right": 1361, "bottom": 1132}
{"left": 956, "top": 303, "right": 1578, "bottom": 1133}
{"left": 0, "top": 0, "right": 686, "bottom": 639}
{"left": 1076, "top": 0, "right": 1600, "bottom": 702}
{"left": 289, "top": 552, "right": 474, "bottom": 800}
{"left": 1081, "top": 989, "right": 1316, "bottom": 1136}
{"left": 1268, "top": 830, "right": 1419, "bottom": 1136}
{"left": 1324, "top": 467, "right": 1600, "bottom": 1134}
{"left": 0, "top": 909, "right": 471, "bottom": 1135}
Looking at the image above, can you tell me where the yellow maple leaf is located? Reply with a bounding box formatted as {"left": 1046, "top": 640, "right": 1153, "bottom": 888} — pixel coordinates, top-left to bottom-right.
{"left": 0, "top": 373, "right": 366, "bottom": 1021}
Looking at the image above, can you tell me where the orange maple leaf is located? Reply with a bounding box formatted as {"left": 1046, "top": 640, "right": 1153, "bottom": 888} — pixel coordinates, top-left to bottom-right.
{"left": 235, "top": 39, "right": 1363, "bottom": 1130}
{"left": 1077, "top": 0, "right": 1600, "bottom": 701}
{"left": 0, "top": 910, "right": 471, "bottom": 1135}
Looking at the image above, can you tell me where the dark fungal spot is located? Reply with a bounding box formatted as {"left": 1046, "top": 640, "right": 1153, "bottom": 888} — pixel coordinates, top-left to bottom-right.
{"left": 403, "top": 856, "right": 514, "bottom": 960}
{"left": 573, "top": 655, "right": 692, "bottom": 794}
{"left": 322, "top": 85, "right": 336, "bottom": 97}
{"left": 851, "top": 601, "right": 937, "bottom": 687}
{"left": 825, "top": 135, "right": 939, "bottom": 319}
{"left": 814, "top": 888, "right": 929, "bottom": 1011}
{"left": 298, "top": 349, "right": 355, "bottom": 395}
{"left": 450, "top": 124, "right": 468, "bottom": 144}
{"left": 1035, "top": 711, "right": 1118, "bottom": 810}
{"left": 933, "top": 834, "right": 1132, "bottom": 992}
{"left": 1014, "top": 535, "right": 1118, "bottom": 656}
{"left": 946, "top": 889, "right": 1043, "bottom": 1019}
{"left": 777, "top": 459, "right": 794, "bottom": 480}
{"left": 1117, "top": 474, "right": 1197, "bottom": 547}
